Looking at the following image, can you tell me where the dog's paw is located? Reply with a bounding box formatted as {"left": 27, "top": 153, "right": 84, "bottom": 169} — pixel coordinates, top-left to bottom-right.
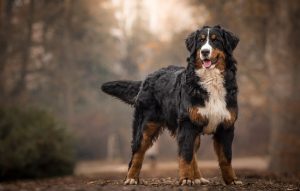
{"left": 124, "top": 178, "right": 138, "bottom": 185}
{"left": 180, "top": 178, "right": 194, "bottom": 186}
{"left": 194, "top": 177, "right": 210, "bottom": 185}
{"left": 230, "top": 180, "right": 243, "bottom": 185}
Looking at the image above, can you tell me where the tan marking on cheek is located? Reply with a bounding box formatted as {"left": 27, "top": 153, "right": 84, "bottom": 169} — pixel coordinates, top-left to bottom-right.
{"left": 188, "top": 107, "right": 208, "bottom": 124}
{"left": 211, "top": 48, "right": 226, "bottom": 71}
{"left": 195, "top": 50, "right": 203, "bottom": 69}
{"left": 213, "top": 140, "right": 237, "bottom": 184}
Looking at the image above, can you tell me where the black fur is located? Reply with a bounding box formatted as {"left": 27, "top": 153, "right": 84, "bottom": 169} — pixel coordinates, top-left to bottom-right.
{"left": 214, "top": 124, "right": 234, "bottom": 162}
{"left": 177, "top": 118, "right": 202, "bottom": 162}
{"left": 101, "top": 80, "right": 141, "bottom": 105}
{"left": 101, "top": 25, "right": 239, "bottom": 180}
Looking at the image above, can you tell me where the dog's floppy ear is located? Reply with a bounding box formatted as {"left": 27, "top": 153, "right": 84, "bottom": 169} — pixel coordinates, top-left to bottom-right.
{"left": 185, "top": 31, "right": 198, "bottom": 54}
{"left": 213, "top": 25, "right": 221, "bottom": 29}
{"left": 222, "top": 28, "right": 239, "bottom": 53}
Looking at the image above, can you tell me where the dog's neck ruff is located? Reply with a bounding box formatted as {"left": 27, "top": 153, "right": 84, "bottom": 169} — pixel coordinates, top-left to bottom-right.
{"left": 195, "top": 68, "right": 231, "bottom": 134}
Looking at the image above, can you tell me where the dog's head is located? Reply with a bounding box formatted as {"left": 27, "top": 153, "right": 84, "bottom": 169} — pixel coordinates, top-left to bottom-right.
{"left": 185, "top": 25, "right": 239, "bottom": 70}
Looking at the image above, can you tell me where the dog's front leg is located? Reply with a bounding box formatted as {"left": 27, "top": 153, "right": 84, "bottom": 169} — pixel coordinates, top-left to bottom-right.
{"left": 177, "top": 119, "right": 199, "bottom": 186}
{"left": 213, "top": 125, "right": 242, "bottom": 185}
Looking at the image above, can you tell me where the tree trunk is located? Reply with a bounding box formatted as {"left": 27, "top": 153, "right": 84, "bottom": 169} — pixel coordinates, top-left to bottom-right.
{"left": 11, "top": 0, "right": 34, "bottom": 98}
{"left": 266, "top": 0, "right": 300, "bottom": 176}
{"left": 62, "top": 0, "right": 74, "bottom": 128}
{"left": 0, "top": 0, "right": 14, "bottom": 100}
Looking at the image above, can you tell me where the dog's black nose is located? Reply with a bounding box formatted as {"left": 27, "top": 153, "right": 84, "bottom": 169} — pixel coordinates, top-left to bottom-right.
{"left": 201, "top": 49, "right": 210, "bottom": 57}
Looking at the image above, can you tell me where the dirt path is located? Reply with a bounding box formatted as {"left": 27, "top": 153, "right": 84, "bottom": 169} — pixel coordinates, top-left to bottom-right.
{"left": 1, "top": 158, "right": 299, "bottom": 191}
{"left": 75, "top": 157, "right": 268, "bottom": 175}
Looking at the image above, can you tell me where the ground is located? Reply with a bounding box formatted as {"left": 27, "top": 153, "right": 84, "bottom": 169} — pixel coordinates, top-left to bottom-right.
{"left": 1, "top": 158, "right": 299, "bottom": 191}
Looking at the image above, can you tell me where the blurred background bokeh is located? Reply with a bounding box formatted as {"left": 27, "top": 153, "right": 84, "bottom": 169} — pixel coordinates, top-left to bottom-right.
{"left": 0, "top": 0, "right": 299, "bottom": 180}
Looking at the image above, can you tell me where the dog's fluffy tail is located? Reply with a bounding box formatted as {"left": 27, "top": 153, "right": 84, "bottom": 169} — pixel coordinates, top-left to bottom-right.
{"left": 101, "top": 80, "right": 142, "bottom": 105}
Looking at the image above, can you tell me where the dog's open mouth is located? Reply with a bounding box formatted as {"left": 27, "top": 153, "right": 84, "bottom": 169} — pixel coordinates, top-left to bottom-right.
{"left": 202, "top": 56, "right": 218, "bottom": 69}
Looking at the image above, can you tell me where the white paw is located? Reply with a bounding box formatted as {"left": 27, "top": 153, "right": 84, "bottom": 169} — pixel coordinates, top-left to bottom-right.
{"left": 124, "top": 178, "right": 138, "bottom": 185}
{"left": 180, "top": 178, "right": 194, "bottom": 186}
{"left": 231, "top": 180, "right": 243, "bottom": 185}
{"left": 194, "top": 177, "right": 210, "bottom": 185}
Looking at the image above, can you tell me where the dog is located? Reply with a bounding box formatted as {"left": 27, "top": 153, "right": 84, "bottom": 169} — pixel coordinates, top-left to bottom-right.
{"left": 101, "top": 25, "right": 242, "bottom": 186}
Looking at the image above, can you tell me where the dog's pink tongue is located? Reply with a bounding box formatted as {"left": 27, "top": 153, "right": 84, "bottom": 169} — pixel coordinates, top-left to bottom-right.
{"left": 203, "top": 60, "right": 212, "bottom": 68}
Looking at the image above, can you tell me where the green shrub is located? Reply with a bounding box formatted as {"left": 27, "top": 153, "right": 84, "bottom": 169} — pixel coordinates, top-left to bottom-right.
{"left": 0, "top": 107, "right": 75, "bottom": 180}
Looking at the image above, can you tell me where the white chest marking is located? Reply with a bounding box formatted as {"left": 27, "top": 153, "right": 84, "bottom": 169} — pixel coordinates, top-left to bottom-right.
{"left": 195, "top": 68, "right": 231, "bottom": 134}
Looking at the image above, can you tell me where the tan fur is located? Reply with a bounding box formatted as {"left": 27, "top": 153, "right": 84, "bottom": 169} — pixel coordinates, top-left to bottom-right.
{"left": 224, "top": 108, "right": 237, "bottom": 127}
{"left": 212, "top": 49, "right": 226, "bottom": 71}
{"left": 127, "top": 153, "right": 144, "bottom": 179}
{"left": 192, "top": 136, "right": 202, "bottom": 179}
{"left": 211, "top": 34, "right": 216, "bottom": 40}
{"left": 214, "top": 140, "right": 237, "bottom": 184}
{"left": 178, "top": 157, "right": 193, "bottom": 181}
{"left": 195, "top": 50, "right": 203, "bottom": 69}
{"left": 126, "top": 122, "right": 161, "bottom": 180}
{"left": 188, "top": 107, "right": 208, "bottom": 124}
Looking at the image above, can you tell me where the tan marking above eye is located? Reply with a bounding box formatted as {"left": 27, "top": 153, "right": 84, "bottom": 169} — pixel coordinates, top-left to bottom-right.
{"left": 211, "top": 34, "right": 216, "bottom": 40}
{"left": 200, "top": 34, "right": 206, "bottom": 40}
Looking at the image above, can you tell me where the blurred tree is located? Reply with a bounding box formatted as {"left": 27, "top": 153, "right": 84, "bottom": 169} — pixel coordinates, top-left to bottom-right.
{"left": 265, "top": 0, "right": 300, "bottom": 176}
{"left": 112, "top": 0, "right": 153, "bottom": 78}
{"left": 0, "top": 0, "right": 14, "bottom": 100}
{"left": 0, "top": 107, "right": 74, "bottom": 180}
{"left": 11, "top": 0, "right": 34, "bottom": 98}
{"left": 0, "top": 0, "right": 120, "bottom": 159}
{"left": 32, "top": 0, "right": 119, "bottom": 158}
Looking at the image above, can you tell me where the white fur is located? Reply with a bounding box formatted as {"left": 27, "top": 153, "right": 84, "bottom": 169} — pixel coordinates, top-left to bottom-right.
{"left": 200, "top": 29, "right": 212, "bottom": 60}
{"left": 195, "top": 68, "right": 231, "bottom": 134}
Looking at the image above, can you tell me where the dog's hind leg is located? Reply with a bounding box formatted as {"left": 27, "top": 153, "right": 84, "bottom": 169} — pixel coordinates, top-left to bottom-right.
{"left": 192, "top": 135, "right": 210, "bottom": 185}
{"left": 124, "top": 109, "right": 161, "bottom": 185}
{"left": 213, "top": 126, "right": 242, "bottom": 185}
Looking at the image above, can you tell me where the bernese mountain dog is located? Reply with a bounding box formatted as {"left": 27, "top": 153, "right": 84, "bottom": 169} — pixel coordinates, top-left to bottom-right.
{"left": 101, "top": 25, "right": 242, "bottom": 186}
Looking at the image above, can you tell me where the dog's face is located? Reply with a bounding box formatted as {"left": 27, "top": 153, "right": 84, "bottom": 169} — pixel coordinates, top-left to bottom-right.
{"left": 185, "top": 25, "right": 239, "bottom": 70}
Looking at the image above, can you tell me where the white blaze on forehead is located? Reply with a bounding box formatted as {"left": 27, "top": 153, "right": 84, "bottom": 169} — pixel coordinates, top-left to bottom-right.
{"left": 200, "top": 29, "right": 212, "bottom": 59}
